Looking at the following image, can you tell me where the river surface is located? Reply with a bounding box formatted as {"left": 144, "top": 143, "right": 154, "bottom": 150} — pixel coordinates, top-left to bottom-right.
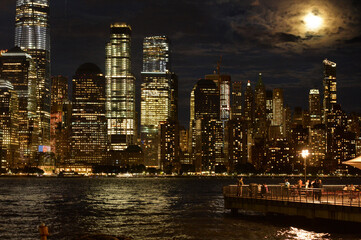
{"left": 0, "top": 177, "right": 360, "bottom": 240}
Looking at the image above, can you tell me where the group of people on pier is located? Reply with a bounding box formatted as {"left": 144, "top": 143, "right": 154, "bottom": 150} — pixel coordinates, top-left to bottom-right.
{"left": 284, "top": 178, "right": 323, "bottom": 201}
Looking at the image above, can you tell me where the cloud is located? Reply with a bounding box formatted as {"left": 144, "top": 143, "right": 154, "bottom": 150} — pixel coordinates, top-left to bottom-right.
{"left": 222, "top": 0, "right": 361, "bottom": 52}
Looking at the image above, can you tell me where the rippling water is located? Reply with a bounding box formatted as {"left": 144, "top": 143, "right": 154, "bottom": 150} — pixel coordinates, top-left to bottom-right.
{"left": 0, "top": 177, "right": 359, "bottom": 239}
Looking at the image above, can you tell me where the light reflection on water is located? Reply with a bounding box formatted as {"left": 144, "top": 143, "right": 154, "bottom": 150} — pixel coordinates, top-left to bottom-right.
{"left": 0, "top": 177, "right": 358, "bottom": 240}
{"left": 276, "top": 227, "right": 331, "bottom": 240}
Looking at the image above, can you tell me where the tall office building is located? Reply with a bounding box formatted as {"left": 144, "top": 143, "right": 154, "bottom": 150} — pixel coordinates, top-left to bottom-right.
{"left": 272, "top": 88, "right": 284, "bottom": 126}
{"left": 323, "top": 59, "right": 337, "bottom": 120}
{"left": 71, "top": 63, "right": 107, "bottom": 165}
{"left": 50, "top": 75, "right": 68, "bottom": 160}
{"left": 15, "top": 0, "right": 51, "bottom": 149}
{"left": 266, "top": 90, "right": 273, "bottom": 122}
{"left": 106, "top": 23, "right": 136, "bottom": 151}
{"left": 159, "top": 120, "right": 180, "bottom": 173}
{"left": 142, "top": 36, "right": 170, "bottom": 73}
{"left": 140, "top": 36, "right": 178, "bottom": 167}
{"left": 0, "top": 80, "right": 19, "bottom": 170}
{"left": 205, "top": 74, "right": 231, "bottom": 122}
{"left": 0, "top": 47, "right": 38, "bottom": 166}
{"left": 190, "top": 79, "right": 222, "bottom": 172}
{"left": 231, "top": 81, "right": 242, "bottom": 120}
{"left": 254, "top": 73, "right": 267, "bottom": 138}
{"left": 309, "top": 89, "right": 322, "bottom": 126}
{"left": 243, "top": 80, "right": 253, "bottom": 124}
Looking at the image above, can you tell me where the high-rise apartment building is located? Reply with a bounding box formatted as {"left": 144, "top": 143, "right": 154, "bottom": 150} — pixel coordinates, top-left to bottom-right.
{"left": 71, "top": 63, "right": 107, "bottom": 165}
{"left": 323, "top": 59, "right": 337, "bottom": 120}
{"left": 272, "top": 88, "right": 284, "bottom": 126}
{"left": 254, "top": 73, "right": 267, "bottom": 138}
{"left": 159, "top": 120, "right": 180, "bottom": 173}
{"left": 140, "top": 36, "right": 178, "bottom": 167}
{"left": 190, "top": 79, "right": 224, "bottom": 172}
{"left": 0, "top": 47, "right": 38, "bottom": 166}
{"left": 205, "top": 74, "right": 231, "bottom": 122}
{"left": 231, "top": 81, "right": 242, "bottom": 121}
{"left": 106, "top": 23, "right": 136, "bottom": 151}
{"left": 50, "top": 75, "right": 68, "bottom": 162}
{"left": 309, "top": 124, "right": 326, "bottom": 168}
{"left": 266, "top": 90, "right": 273, "bottom": 121}
{"left": 15, "top": 0, "right": 51, "bottom": 149}
{"left": 0, "top": 80, "right": 19, "bottom": 170}
{"left": 243, "top": 81, "right": 254, "bottom": 124}
{"left": 309, "top": 89, "right": 322, "bottom": 126}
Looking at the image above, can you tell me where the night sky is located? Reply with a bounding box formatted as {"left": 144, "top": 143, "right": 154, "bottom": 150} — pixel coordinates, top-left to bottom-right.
{"left": 0, "top": 0, "right": 361, "bottom": 127}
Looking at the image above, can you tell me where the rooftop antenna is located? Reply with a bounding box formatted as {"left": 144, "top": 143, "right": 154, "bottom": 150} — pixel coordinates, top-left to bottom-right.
{"left": 216, "top": 55, "right": 222, "bottom": 75}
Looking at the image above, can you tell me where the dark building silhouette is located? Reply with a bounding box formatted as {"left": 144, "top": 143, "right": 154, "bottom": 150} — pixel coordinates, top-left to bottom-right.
{"left": 71, "top": 63, "right": 107, "bottom": 165}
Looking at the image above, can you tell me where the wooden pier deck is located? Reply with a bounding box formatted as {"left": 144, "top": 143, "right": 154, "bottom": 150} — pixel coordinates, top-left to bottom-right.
{"left": 223, "top": 185, "right": 361, "bottom": 223}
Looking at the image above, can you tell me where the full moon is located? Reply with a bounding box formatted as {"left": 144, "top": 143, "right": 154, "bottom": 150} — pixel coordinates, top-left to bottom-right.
{"left": 304, "top": 13, "right": 323, "bottom": 31}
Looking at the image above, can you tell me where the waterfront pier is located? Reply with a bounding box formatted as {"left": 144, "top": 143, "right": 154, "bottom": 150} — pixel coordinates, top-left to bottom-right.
{"left": 223, "top": 185, "right": 361, "bottom": 223}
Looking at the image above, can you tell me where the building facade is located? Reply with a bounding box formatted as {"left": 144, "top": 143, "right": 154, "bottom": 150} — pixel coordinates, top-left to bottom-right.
{"left": 309, "top": 89, "right": 322, "bottom": 126}
{"left": 0, "top": 47, "right": 38, "bottom": 166}
{"left": 15, "top": 0, "right": 51, "bottom": 149}
{"left": 50, "top": 75, "right": 69, "bottom": 164}
{"left": 140, "top": 36, "right": 178, "bottom": 167}
{"left": 0, "top": 80, "right": 19, "bottom": 171}
{"left": 71, "top": 63, "right": 107, "bottom": 165}
{"left": 106, "top": 23, "right": 136, "bottom": 151}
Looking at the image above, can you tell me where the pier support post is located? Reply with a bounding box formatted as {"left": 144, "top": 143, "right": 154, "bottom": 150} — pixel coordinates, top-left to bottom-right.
{"left": 39, "top": 223, "right": 49, "bottom": 240}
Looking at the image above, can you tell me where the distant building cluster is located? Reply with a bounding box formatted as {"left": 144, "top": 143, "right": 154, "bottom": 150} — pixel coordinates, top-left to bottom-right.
{"left": 0, "top": 1, "right": 360, "bottom": 175}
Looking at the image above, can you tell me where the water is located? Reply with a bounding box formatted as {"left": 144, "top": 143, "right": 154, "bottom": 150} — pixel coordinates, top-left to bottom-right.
{"left": 0, "top": 177, "right": 360, "bottom": 240}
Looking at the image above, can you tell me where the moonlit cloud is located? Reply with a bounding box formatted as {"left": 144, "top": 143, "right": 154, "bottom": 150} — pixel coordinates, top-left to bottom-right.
{"left": 224, "top": 0, "right": 361, "bottom": 52}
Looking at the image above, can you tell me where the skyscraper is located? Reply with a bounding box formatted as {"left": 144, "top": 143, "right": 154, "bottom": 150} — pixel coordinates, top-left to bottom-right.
{"left": 0, "top": 80, "right": 19, "bottom": 171}
{"left": 243, "top": 80, "right": 253, "bottom": 124}
{"left": 266, "top": 90, "right": 273, "bottom": 122}
{"left": 106, "top": 23, "right": 136, "bottom": 151}
{"left": 309, "top": 89, "right": 322, "bottom": 126}
{"left": 159, "top": 120, "right": 180, "bottom": 173}
{"left": 142, "top": 36, "right": 170, "bottom": 73}
{"left": 15, "top": 0, "right": 51, "bottom": 149}
{"left": 71, "top": 63, "right": 107, "bottom": 165}
{"left": 231, "top": 81, "right": 242, "bottom": 120}
{"left": 50, "top": 75, "right": 68, "bottom": 161}
{"left": 190, "top": 79, "right": 222, "bottom": 172}
{"left": 205, "top": 74, "right": 231, "bottom": 122}
{"left": 254, "top": 73, "right": 267, "bottom": 138}
{"left": 323, "top": 59, "right": 337, "bottom": 120}
{"left": 0, "top": 47, "right": 38, "bottom": 166}
{"left": 272, "top": 88, "right": 284, "bottom": 126}
{"left": 140, "top": 36, "right": 178, "bottom": 167}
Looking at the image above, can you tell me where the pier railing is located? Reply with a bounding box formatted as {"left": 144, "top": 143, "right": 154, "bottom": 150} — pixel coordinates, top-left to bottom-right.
{"left": 223, "top": 184, "right": 361, "bottom": 207}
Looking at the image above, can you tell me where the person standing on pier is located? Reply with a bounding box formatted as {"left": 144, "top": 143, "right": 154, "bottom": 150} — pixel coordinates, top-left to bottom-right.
{"left": 237, "top": 177, "right": 244, "bottom": 196}
{"left": 305, "top": 180, "right": 309, "bottom": 188}
{"left": 315, "top": 179, "right": 323, "bottom": 201}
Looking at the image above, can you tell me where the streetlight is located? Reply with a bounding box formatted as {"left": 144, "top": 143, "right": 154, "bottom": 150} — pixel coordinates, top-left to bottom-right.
{"left": 301, "top": 149, "right": 309, "bottom": 184}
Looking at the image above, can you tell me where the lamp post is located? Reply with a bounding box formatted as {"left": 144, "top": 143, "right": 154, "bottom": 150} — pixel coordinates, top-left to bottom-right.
{"left": 301, "top": 149, "right": 309, "bottom": 184}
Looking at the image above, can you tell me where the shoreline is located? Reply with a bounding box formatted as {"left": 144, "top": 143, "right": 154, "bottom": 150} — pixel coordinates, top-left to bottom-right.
{"left": 1, "top": 174, "right": 360, "bottom": 179}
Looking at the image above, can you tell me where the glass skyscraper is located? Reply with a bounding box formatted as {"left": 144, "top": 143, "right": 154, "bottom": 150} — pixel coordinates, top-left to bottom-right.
{"left": 0, "top": 47, "right": 38, "bottom": 166}
{"left": 140, "top": 36, "right": 178, "bottom": 167}
{"left": 71, "top": 63, "right": 107, "bottom": 165}
{"left": 142, "top": 36, "right": 170, "bottom": 73}
{"left": 0, "top": 80, "right": 19, "bottom": 171}
{"left": 106, "top": 23, "right": 136, "bottom": 151}
{"left": 323, "top": 59, "right": 337, "bottom": 120}
{"left": 15, "top": 0, "right": 51, "bottom": 150}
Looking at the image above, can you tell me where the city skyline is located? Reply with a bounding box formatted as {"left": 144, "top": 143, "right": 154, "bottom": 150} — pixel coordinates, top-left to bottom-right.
{"left": 1, "top": 0, "right": 361, "bottom": 127}
{"left": 0, "top": 0, "right": 361, "bottom": 174}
